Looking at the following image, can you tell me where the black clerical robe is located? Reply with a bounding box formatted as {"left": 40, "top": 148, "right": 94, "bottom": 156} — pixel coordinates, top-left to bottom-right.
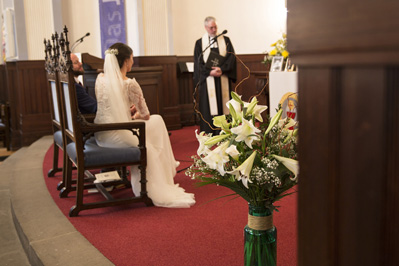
{"left": 193, "top": 36, "right": 237, "bottom": 134}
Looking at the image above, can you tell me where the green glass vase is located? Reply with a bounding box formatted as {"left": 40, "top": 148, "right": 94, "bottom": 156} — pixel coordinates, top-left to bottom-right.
{"left": 244, "top": 204, "right": 277, "bottom": 266}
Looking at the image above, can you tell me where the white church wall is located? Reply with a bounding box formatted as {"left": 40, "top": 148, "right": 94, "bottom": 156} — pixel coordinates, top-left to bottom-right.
{"left": 61, "top": 0, "right": 102, "bottom": 58}
{"left": 23, "top": 0, "right": 53, "bottom": 60}
{"left": 1, "top": 0, "right": 287, "bottom": 59}
{"left": 170, "top": 0, "right": 287, "bottom": 56}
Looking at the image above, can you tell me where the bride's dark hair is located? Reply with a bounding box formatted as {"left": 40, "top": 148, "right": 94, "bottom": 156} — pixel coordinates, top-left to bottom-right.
{"left": 109, "top": 43, "right": 133, "bottom": 69}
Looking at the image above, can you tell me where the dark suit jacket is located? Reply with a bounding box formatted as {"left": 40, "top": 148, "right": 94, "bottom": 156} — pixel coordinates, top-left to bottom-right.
{"left": 75, "top": 82, "right": 97, "bottom": 114}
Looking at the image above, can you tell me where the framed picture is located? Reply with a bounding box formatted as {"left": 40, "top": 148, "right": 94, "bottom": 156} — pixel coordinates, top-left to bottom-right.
{"left": 284, "top": 58, "right": 292, "bottom": 71}
{"left": 270, "top": 56, "right": 283, "bottom": 72}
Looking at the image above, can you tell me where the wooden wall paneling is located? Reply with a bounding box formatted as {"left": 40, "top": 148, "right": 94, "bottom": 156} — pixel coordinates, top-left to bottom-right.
{"left": 0, "top": 65, "right": 8, "bottom": 103}
{"left": 288, "top": 1, "right": 399, "bottom": 66}
{"left": 5, "top": 62, "right": 20, "bottom": 150}
{"left": 135, "top": 56, "right": 181, "bottom": 130}
{"left": 135, "top": 54, "right": 268, "bottom": 129}
{"left": 297, "top": 67, "right": 339, "bottom": 265}
{"left": 2, "top": 54, "right": 268, "bottom": 150}
{"left": 83, "top": 66, "right": 164, "bottom": 117}
{"left": 338, "top": 67, "right": 386, "bottom": 266}
{"left": 176, "top": 55, "right": 196, "bottom": 126}
{"left": 234, "top": 54, "right": 268, "bottom": 104}
{"left": 288, "top": 0, "right": 399, "bottom": 265}
{"left": 127, "top": 67, "right": 163, "bottom": 116}
{"left": 384, "top": 66, "right": 399, "bottom": 266}
{"left": 5, "top": 60, "right": 52, "bottom": 149}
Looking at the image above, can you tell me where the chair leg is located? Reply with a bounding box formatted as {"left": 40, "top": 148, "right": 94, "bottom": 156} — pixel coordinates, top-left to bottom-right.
{"left": 48, "top": 143, "right": 62, "bottom": 177}
{"left": 69, "top": 166, "right": 86, "bottom": 217}
{"left": 57, "top": 147, "right": 69, "bottom": 190}
{"left": 118, "top": 166, "right": 132, "bottom": 189}
{"left": 2, "top": 135, "right": 6, "bottom": 149}
{"left": 59, "top": 158, "right": 73, "bottom": 198}
{"left": 139, "top": 165, "right": 154, "bottom": 206}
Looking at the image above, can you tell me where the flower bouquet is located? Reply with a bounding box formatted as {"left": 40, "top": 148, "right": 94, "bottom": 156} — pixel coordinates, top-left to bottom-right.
{"left": 186, "top": 91, "right": 298, "bottom": 266}
{"left": 262, "top": 33, "right": 289, "bottom": 70}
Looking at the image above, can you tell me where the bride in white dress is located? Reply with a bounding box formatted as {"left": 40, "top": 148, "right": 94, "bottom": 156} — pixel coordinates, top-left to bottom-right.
{"left": 94, "top": 43, "right": 195, "bottom": 208}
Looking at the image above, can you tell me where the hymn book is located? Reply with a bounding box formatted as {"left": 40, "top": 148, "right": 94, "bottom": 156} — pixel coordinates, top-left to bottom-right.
{"left": 205, "top": 51, "right": 226, "bottom": 69}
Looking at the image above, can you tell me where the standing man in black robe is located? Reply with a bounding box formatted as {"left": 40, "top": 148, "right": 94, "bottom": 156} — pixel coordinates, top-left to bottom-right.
{"left": 194, "top": 16, "right": 237, "bottom": 135}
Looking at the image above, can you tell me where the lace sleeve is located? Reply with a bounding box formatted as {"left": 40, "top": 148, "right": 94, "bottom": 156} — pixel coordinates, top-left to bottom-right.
{"left": 94, "top": 73, "right": 113, "bottom": 123}
{"left": 126, "top": 78, "right": 150, "bottom": 117}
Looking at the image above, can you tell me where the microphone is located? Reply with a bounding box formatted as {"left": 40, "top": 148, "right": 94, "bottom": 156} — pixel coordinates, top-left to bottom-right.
{"left": 202, "top": 30, "right": 228, "bottom": 54}
{"left": 71, "top": 32, "right": 90, "bottom": 52}
{"left": 78, "top": 32, "right": 90, "bottom": 42}
{"left": 213, "top": 30, "right": 228, "bottom": 41}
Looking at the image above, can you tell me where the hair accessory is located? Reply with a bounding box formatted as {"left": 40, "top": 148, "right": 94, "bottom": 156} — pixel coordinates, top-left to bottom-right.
{"left": 105, "top": 48, "right": 118, "bottom": 55}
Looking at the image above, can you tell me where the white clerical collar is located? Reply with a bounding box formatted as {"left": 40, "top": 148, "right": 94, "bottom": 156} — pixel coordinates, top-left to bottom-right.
{"left": 209, "top": 36, "right": 218, "bottom": 48}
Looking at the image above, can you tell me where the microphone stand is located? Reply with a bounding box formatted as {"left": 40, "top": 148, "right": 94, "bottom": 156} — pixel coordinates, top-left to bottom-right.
{"left": 71, "top": 33, "right": 90, "bottom": 52}
{"left": 71, "top": 39, "right": 83, "bottom": 52}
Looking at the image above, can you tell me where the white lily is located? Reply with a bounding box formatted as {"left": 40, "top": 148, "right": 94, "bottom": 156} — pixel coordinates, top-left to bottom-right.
{"left": 226, "top": 97, "right": 242, "bottom": 113}
{"left": 244, "top": 99, "right": 268, "bottom": 122}
{"left": 272, "top": 155, "right": 299, "bottom": 180}
{"left": 202, "top": 141, "right": 230, "bottom": 175}
{"left": 195, "top": 129, "right": 211, "bottom": 156}
{"left": 244, "top": 97, "right": 258, "bottom": 115}
{"left": 213, "top": 115, "right": 231, "bottom": 132}
{"left": 253, "top": 104, "right": 268, "bottom": 122}
{"left": 230, "top": 118, "right": 261, "bottom": 148}
{"left": 225, "top": 144, "right": 240, "bottom": 160}
{"left": 227, "top": 151, "right": 257, "bottom": 188}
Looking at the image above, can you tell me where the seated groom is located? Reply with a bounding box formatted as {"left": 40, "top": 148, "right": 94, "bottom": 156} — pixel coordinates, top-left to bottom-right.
{"left": 71, "top": 53, "right": 97, "bottom": 114}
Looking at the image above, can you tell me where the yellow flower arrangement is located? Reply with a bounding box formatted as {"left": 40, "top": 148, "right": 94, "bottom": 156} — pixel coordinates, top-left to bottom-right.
{"left": 262, "top": 33, "right": 289, "bottom": 67}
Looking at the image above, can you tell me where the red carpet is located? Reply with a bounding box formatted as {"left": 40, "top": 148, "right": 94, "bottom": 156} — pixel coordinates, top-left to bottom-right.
{"left": 42, "top": 125, "right": 297, "bottom": 266}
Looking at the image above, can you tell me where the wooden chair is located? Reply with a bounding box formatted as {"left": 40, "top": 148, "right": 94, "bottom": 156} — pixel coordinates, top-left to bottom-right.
{"left": 0, "top": 102, "right": 11, "bottom": 150}
{"left": 56, "top": 26, "right": 153, "bottom": 216}
{"left": 44, "top": 34, "right": 65, "bottom": 185}
{"left": 45, "top": 32, "right": 97, "bottom": 191}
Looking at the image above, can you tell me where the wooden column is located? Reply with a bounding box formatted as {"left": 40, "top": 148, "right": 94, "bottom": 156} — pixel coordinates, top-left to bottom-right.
{"left": 288, "top": 1, "right": 399, "bottom": 265}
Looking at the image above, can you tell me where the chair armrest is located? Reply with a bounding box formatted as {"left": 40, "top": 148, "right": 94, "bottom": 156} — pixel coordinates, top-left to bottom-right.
{"left": 82, "top": 113, "right": 96, "bottom": 123}
{"left": 81, "top": 121, "right": 145, "bottom": 132}
{"left": 80, "top": 121, "right": 146, "bottom": 147}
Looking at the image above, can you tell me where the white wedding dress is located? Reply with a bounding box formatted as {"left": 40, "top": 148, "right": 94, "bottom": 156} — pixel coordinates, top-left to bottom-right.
{"left": 94, "top": 73, "right": 195, "bottom": 208}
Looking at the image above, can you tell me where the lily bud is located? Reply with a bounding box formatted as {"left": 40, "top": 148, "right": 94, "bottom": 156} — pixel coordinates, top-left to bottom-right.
{"left": 204, "top": 133, "right": 230, "bottom": 146}
{"left": 246, "top": 97, "right": 258, "bottom": 116}
{"left": 265, "top": 108, "right": 283, "bottom": 135}
{"left": 231, "top": 91, "right": 244, "bottom": 105}
{"left": 229, "top": 103, "right": 239, "bottom": 124}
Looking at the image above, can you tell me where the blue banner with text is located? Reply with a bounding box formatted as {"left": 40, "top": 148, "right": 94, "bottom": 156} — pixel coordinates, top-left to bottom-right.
{"left": 99, "top": 0, "right": 126, "bottom": 58}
